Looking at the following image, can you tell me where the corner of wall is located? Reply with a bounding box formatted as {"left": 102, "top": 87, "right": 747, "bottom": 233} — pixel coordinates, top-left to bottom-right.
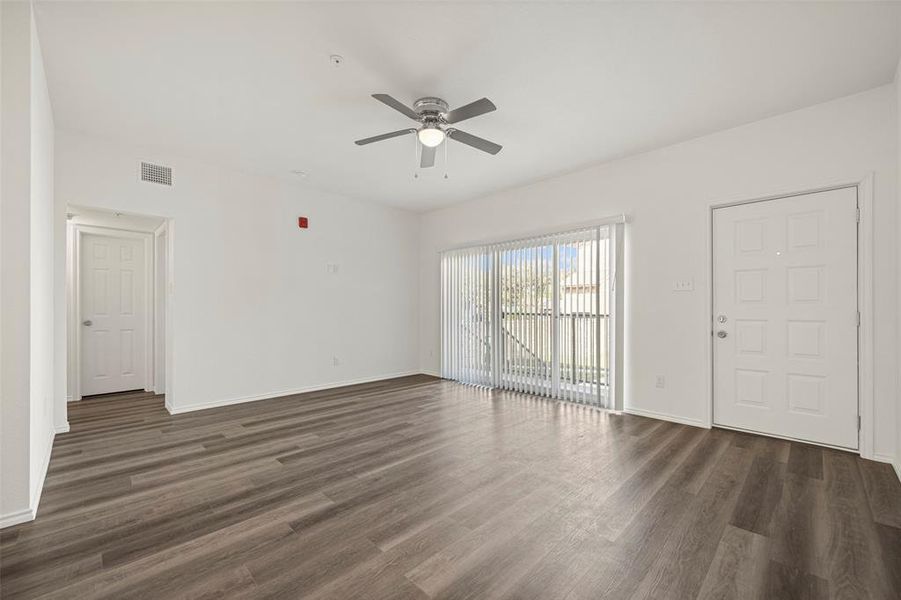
{"left": 30, "top": 427, "right": 55, "bottom": 508}
{"left": 1, "top": 0, "right": 63, "bottom": 529}
{"left": 0, "top": 0, "right": 35, "bottom": 530}
{"left": 0, "top": 429, "right": 54, "bottom": 529}
{"left": 895, "top": 55, "right": 901, "bottom": 482}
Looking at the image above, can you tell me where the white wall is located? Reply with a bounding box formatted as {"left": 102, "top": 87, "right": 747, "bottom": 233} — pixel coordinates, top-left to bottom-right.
{"left": 1, "top": 0, "right": 34, "bottom": 525}
{"left": 896, "top": 58, "right": 901, "bottom": 480}
{"left": 0, "top": 0, "right": 58, "bottom": 527}
{"left": 419, "top": 85, "right": 898, "bottom": 462}
{"left": 56, "top": 131, "right": 420, "bottom": 413}
{"left": 30, "top": 7, "right": 57, "bottom": 496}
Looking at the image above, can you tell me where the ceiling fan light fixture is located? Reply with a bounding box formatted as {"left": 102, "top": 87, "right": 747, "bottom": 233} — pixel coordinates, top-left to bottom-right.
{"left": 418, "top": 126, "right": 445, "bottom": 148}
{"left": 355, "top": 94, "right": 501, "bottom": 157}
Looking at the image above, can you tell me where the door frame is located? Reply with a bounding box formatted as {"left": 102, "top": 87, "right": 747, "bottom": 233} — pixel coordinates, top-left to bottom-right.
{"left": 70, "top": 224, "right": 154, "bottom": 400}
{"left": 152, "top": 221, "right": 168, "bottom": 396}
{"left": 705, "top": 174, "right": 875, "bottom": 459}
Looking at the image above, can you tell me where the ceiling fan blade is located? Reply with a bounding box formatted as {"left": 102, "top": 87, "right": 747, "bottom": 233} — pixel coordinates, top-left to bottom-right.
{"left": 447, "top": 129, "right": 502, "bottom": 155}
{"left": 371, "top": 94, "right": 420, "bottom": 120}
{"left": 420, "top": 144, "right": 437, "bottom": 168}
{"left": 354, "top": 128, "right": 415, "bottom": 146}
{"left": 445, "top": 98, "right": 496, "bottom": 124}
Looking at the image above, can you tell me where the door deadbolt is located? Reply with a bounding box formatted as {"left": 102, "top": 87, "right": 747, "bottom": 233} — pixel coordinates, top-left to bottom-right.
{"left": 717, "top": 314, "right": 727, "bottom": 324}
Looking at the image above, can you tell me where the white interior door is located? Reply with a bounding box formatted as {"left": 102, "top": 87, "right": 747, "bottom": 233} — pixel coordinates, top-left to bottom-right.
{"left": 713, "top": 187, "right": 858, "bottom": 449}
{"left": 81, "top": 233, "right": 147, "bottom": 396}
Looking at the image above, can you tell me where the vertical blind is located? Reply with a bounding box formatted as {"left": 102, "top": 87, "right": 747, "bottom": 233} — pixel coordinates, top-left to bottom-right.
{"left": 441, "top": 225, "right": 615, "bottom": 408}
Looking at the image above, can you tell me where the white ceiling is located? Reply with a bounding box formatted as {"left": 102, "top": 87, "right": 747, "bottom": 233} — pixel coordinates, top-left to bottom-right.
{"left": 35, "top": 1, "right": 901, "bottom": 212}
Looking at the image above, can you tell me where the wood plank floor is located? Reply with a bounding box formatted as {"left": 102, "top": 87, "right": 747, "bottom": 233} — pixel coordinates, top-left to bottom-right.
{"left": 2, "top": 375, "right": 900, "bottom": 599}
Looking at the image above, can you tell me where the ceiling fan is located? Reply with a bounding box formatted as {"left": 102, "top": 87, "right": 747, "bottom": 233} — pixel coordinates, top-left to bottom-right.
{"left": 354, "top": 94, "right": 502, "bottom": 168}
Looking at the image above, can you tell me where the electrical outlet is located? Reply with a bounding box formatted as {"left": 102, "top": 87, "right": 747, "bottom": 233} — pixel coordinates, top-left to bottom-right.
{"left": 327, "top": 263, "right": 339, "bottom": 274}
{"left": 332, "top": 356, "right": 340, "bottom": 367}
{"left": 655, "top": 375, "right": 665, "bottom": 389}
{"left": 672, "top": 279, "right": 694, "bottom": 292}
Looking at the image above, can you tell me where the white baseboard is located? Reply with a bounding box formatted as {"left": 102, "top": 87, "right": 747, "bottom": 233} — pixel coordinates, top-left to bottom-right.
{"left": 31, "top": 428, "right": 55, "bottom": 519}
{"left": 875, "top": 456, "right": 899, "bottom": 484}
{"left": 421, "top": 370, "right": 441, "bottom": 378}
{"left": 166, "top": 370, "right": 425, "bottom": 415}
{"left": 3, "top": 428, "right": 56, "bottom": 529}
{"left": 0, "top": 507, "right": 36, "bottom": 529}
{"left": 623, "top": 406, "right": 709, "bottom": 429}
{"left": 54, "top": 422, "right": 70, "bottom": 434}
{"left": 873, "top": 452, "right": 895, "bottom": 462}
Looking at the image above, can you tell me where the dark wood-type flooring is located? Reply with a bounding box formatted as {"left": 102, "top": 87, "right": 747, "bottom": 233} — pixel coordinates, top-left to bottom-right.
{"left": 2, "top": 375, "right": 900, "bottom": 599}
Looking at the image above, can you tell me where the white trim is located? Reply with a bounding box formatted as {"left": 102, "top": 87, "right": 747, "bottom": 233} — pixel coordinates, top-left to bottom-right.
{"left": 3, "top": 429, "right": 58, "bottom": 529}
{"left": 166, "top": 370, "right": 424, "bottom": 415}
{"left": 70, "top": 224, "right": 155, "bottom": 399}
{"left": 30, "top": 429, "right": 55, "bottom": 510}
{"left": 623, "top": 407, "right": 708, "bottom": 429}
{"left": 892, "top": 461, "right": 901, "bottom": 484}
{"left": 856, "top": 174, "right": 875, "bottom": 460}
{"left": 0, "top": 508, "right": 36, "bottom": 529}
{"left": 152, "top": 222, "right": 168, "bottom": 395}
{"left": 66, "top": 221, "right": 77, "bottom": 400}
{"left": 421, "top": 370, "right": 441, "bottom": 378}
{"left": 611, "top": 222, "right": 625, "bottom": 411}
{"left": 705, "top": 206, "right": 715, "bottom": 429}
{"left": 706, "top": 175, "right": 876, "bottom": 459}
{"left": 163, "top": 220, "right": 176, "bottom": 406}
{"left": 439, "top": 214, "right": 627, "bottom": 253}
{"left": 54, "top": 422, "right": 70, "bottom": 434}
{"left": 873, "top": 452, "right": 897, "bottom": 465}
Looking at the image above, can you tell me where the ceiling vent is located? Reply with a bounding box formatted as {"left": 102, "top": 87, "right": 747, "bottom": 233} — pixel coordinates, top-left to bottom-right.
{"left": 139, "top": 161, "right": 173, "bottom": 186}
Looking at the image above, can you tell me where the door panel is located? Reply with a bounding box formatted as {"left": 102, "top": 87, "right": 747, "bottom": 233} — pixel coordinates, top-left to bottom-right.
{"left": 81, "top": 233, "right": 147, "bottom": 396}
{"left": 713, "top": 187, "right": 858, "bottom": 449}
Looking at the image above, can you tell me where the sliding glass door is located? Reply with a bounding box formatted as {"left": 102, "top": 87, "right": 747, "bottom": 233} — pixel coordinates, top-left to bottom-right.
{"left": 441, "top": 224, "right": 617, "bottom": 408}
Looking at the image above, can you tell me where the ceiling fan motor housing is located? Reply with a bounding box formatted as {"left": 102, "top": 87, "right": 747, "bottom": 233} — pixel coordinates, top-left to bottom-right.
{"left": 413, "top": 97, "right": 449, "bottom": 120}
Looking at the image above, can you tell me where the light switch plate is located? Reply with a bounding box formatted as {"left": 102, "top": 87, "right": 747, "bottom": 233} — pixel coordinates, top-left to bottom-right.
{"left": 673, "top": 279, "right": 694, "bottom": 292}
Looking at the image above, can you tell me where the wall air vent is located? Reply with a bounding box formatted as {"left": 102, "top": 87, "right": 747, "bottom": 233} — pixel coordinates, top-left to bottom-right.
{"left": 139, "top": 161, "right": 173, "bottom": 186}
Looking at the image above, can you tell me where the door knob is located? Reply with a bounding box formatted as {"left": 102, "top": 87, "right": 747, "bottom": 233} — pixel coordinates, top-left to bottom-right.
{"left": 717, "top": 330, "right": 727, "bottom": 339}
{"left": 82, "top": 320, "right": 93, "bottom": 326}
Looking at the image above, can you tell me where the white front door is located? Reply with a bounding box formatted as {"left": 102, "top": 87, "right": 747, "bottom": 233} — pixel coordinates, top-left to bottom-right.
{"left": 713, "top": 187, "right": 858, "bottom": 449}
{"left": 81, "top": 233, "right": 147, "bottom": 396}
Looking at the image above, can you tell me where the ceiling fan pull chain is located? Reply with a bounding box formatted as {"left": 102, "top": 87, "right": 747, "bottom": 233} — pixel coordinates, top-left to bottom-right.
{"left": 413, "top": 135, "right": 419, "bottom": 179}
{"left": 444, "top": 139, "right": 449, "bottom": 180}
